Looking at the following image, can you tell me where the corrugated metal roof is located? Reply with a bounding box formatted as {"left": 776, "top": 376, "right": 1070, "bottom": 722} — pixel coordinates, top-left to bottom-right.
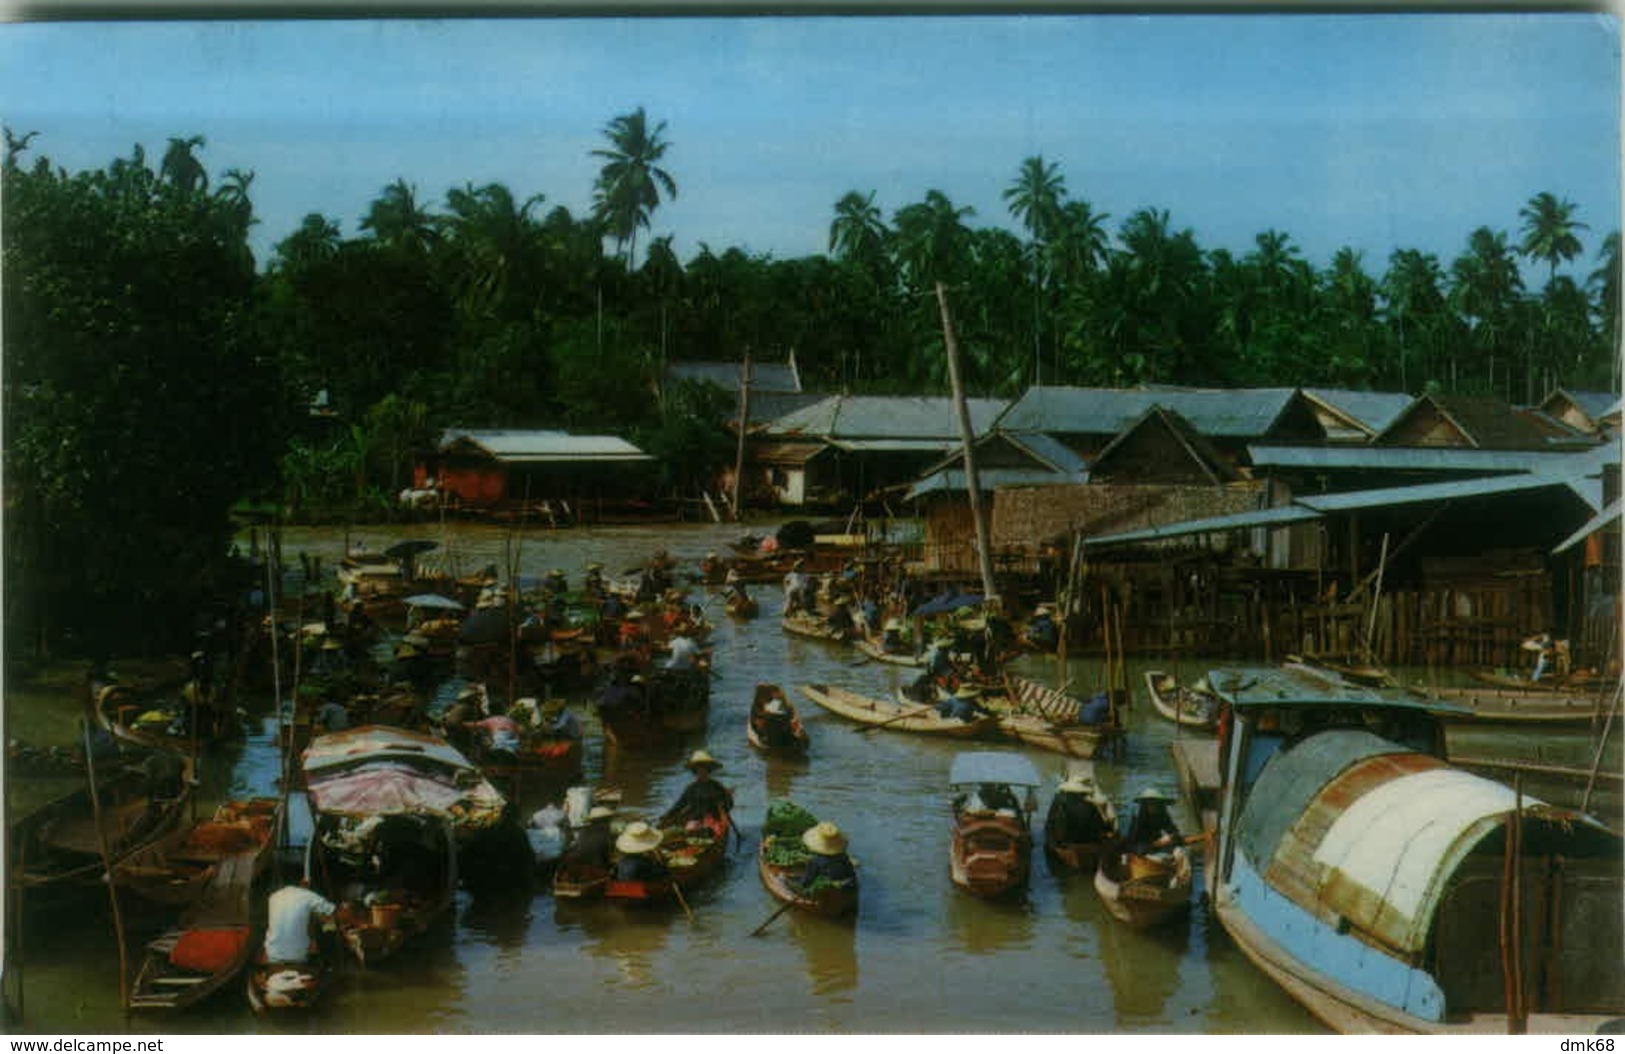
{"left": 752, "top": 440, "right": 827, "bottom": 464}
{"left": 1083, "top": 505, "right": 1320, "bottom": 548}
{"left": 667, "top": 360, "right": 801, "bottom": 393}
{"left": 745, "top": 391, "right": 827, "bottom": 426}
{"left": 764, "top": 395, "right": 1005, "bottom": 441}
{"left": 1300, "top": 389, "right": 1417, "bottom": 436}
{"left": 1005, "top": 431, "right": 1088, "bottom": 475}
{"left": 1247, "top": 444, "right": 1590, "bottom": 473}
{"left": 828, "top": 438, "right": 960, "bottom": 453}
{"left": 441, "top": 429, "right": 651, "bottom": 462}
{"left": 994, "top": 385, "right": 1296, "bottom": 438}
{"left": 1541, "top": 388, "right": 1619, "bottom": 423}
{"left": 1297, "top": 472, "right": 1600, "bottom": 514}
{"left": 1553, "top": 498, "right": 1623, "bottom": 554}
{"left": 905, "top": 466, "right": 1084, "bottom": 501}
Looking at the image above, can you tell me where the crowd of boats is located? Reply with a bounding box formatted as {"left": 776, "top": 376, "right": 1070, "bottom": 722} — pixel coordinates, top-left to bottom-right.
{"left": 8, "top": 533, "right": 1623, "bottom": 1034}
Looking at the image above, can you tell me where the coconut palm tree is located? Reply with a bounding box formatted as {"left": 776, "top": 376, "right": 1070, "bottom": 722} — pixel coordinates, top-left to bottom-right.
{"left": 1448, "top": 227, "right": 1523, "bottom": 391}
{"left": 443, "top": 181, "right": 544, "bottom": 317}
{"left": 1588, "top": 231, "right": 1620, "bottom": 389}
{"left": 1519, "top": 191, "right": 1588, "bottom": 283}
{"left": 892, "top": 189, "right": 975, "bottom": 291}
{"left": 361, "top": 178, "right": 439, "bottom": 254}
{"left": 1383, "top": 248, "right": 1447, "bottom": 391}
{"left": 591, "top": 107, "right": 678, "bottom": 267}
{"left": 1003, "top": 156, "right": 1067, "bottom": 385}
{"left": 273, "top": 212, "right": 342, "bottom": 272}
{"left": 159, "top": 135, "right": 208, "bottom": 195}
{"left": 829, "top": 190, "right": 888, "bottom": 267}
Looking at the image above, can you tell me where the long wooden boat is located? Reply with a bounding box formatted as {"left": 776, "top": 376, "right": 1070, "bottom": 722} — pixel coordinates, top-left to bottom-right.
{"left": 1419, "top": 683, "right": 1608, "bottom": 725}
{"left": 780, "top": 612, "right": 853, "bottom": 644}
{"left": 948, "top": 752, "right": 1040, "bottom": 898}
{"left": 551, "top": 861, "right": 611, "bottom": 901}
{"left": 598, "top": 666, "right": 712, "bottom": 748}
{"left": 747, "top": 684, "right": 810, "bottom": 758}
{"left": 12, "top": 756, "right": 196, "bottom": 890}
{"left": 128, "top": 800, "right": 283, "bottom": 1013}
{"left": 852, "top": 636, "right": 924, "bottom": 668}
{"left": 1466, "top": 668, "right": 1609, "bottom": 693}
{"left": 1202, "top": 663, "right": 1624, "bottom": 1034}
{"left": 798, "top": 683, "right": 996, "bottom": 739}
{"left": 1143, "top": 670, "right": 1221, "bottom": 732}
{"left": 115, "top": 797, "right": 280, "bottom": 908}
{"left": 996, "top": 713, "right": 1115, "bottom": 759}
{"left": 1093, "top": 847, "right": 1193, "bottom": 929}
{"left": 93, "top": 677, "right": 233, "bottom": 754}
{"left": 757, "top": 836, "right": 858, "bottom": 919}
{"left": 605, "top": 812, "right": 729, "bottom": 904}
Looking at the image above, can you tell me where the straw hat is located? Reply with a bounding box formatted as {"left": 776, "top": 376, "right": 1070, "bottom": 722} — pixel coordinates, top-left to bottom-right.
{"left": 959, "top": 616, "right": 987, "bottom": 631}
{"left": 684, "top": 749, "right": 723, "bottom": 772}
{"left": 586, "top": 805, "right": 615, "bottom": 822}
{"left": 1058, "top": 776, "right": 1095, "bottom": 794}
{"left": 541, "top": 698, "right": 566, "bottom": 717}
{"left": 801, "top": 821, "right": 848, "bottom": 856}
{"left": 953, "top": 685, "right": 983, "bottom": 700}
{"left": 615, "top": 821, "right": 663, "bottom": 855}
{"left": 706, "top": 551, "right": 719, "bottom": 560}
{"left": 1034, "top": 604, "right": 1055, "bottom": 616}
{"left": 883, "top": 617, "right": 904, "bottom": 632}
{"left": 1135, "top": 786, "right": 1174, "bottom": 803}
{"left": 626, "top": 609, "right": 646, "bottom": 621}
{"left": 321, "top": 638, "right": 344, "bottom": 651}
{"left": 586, "top": 561, "right": 604, "bottom": 571}
{"left": 1192, "top": 676, "right": 1213, "bottom": 696}
{"left": 457, "top": 684, "right": 485, "bottom": 701}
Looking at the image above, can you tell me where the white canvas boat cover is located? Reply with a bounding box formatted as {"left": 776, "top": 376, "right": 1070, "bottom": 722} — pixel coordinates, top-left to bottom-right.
{"left": 1310, "top": 767, "right": 1545, "bottom": 954}
{"left": 303, "top": 725, "right": 474, "bottom": 776}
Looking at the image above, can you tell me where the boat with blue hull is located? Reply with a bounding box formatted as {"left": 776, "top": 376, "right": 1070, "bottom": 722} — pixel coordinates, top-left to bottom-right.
{"left": 1202, "top": 664, "right": 1623, "bottom": 1034}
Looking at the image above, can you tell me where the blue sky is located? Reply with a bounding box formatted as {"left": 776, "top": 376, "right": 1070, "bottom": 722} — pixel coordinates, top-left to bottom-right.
{"left": 1, "top": 13, "right": 1618, "bottom": 282}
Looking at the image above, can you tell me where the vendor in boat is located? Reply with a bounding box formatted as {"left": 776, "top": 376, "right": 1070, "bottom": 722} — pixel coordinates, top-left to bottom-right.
{"left": 783, "top": 560, "right": 809, "bottom": 615}
{"left": 659, "top": 749, "right": 734, "bottom": 830}
{"left": 583, "top": 561, "right": 607, "bottom": 598}
{"left": 825, "top": 598, "right": 856, "bottom": 638}
{"left": 539, "top": 698, "right": 582, "bottom": 741}
{"left": 470, "top": 711, "right": 522, "bottom": 755}
{"left": 797, "top": 822, "right": 857, "bottom": 894}
{"left": 1050, "top": 774, "right": 1116, "bottom": 844}
{"left": 619, "top": 609, "right": 650, "bottom": 651}
{"left": 665, "top": 629, "right": 702, "bottom": 672}
{"left": 264, "top": 881, "right": 337, "bottom": 965}
{"left": 1123, "top": 787, "right": 1182, "bottom": 856}
{"left": 315, "top": 696, "right": 350, "bottom": 733}
{"left": 543, "top": 568, "right": 568, "bottom": 596}
{"left": 936, "top": 684, "right": 991, "bottom": 724}
{"left": 1024, "top": 604, "right": 1059, "bottom": 651}
{"left": 613, "top": 821, "right": 672, "bottom": 884}
{"left": 439, "top": 685, "right": 485, "bottom": 753}
{"left": 880, "top": 616, "right": 908, "bottom": 654}
{"left": 562, "top": 805, "right": 617, "bottom": 871}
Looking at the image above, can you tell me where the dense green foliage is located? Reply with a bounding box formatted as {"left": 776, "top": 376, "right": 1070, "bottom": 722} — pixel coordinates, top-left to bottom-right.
{"left": 4, "top": 113, "right": 1618, "bottom": 657}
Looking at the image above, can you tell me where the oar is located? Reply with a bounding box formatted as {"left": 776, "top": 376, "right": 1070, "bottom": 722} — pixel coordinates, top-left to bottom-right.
{"left": 749, "top": 900, "right": 796, "bottom": 937}
{"left": 669, "top": 879, "right": 695, "bottom": 922}
{"left": 855, "top": 699, "right": 941, "bottom": 734}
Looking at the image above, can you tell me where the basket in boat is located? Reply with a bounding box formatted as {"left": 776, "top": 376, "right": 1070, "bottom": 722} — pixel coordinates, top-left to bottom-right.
{"left": 370, "top": 902, "right": 405, "bottom": 929}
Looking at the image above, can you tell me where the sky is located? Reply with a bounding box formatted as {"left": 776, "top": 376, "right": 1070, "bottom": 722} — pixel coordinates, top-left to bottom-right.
{"left": 0, "top": 12, "right": 1619, "bottom": 282}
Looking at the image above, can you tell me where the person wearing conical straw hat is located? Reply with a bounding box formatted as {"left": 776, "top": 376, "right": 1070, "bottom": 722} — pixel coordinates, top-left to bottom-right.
{"left": 935, "top": 683, "right": 990, "bottom": 724}
{"left": 796, "top": 821, "right": 857, "bottom": 895}
{"left": 658, "top": 749, "right": 734, "bottom": 831}
{"left": 562, "top": 805, "right": 617, "bottom": 872}
{"left": 1123, "top": 786, "right": 1182, "bottom": 856}
{"left": 613, "top": 821, "right": 671, "bottom": 884}
{"left": 1050, "top": 773, "right": 1117, "bottom": 846}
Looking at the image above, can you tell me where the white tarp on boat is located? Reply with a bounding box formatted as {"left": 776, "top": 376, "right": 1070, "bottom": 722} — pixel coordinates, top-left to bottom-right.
{"left": 1311, "top": 767, "right": 1542, "bottom": 953}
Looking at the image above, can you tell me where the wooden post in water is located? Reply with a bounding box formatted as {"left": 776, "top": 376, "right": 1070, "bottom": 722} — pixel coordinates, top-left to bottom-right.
{"left": 934, "top": 282, "right": 997, "bottom": 607}
{"left": 81, "top": 719, "right": 131, "bottom": 1012}
{"left": 731, "top": 352, "right": 752, "bottom": 521}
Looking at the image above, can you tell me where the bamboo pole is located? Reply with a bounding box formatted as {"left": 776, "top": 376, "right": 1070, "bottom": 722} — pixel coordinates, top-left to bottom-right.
{"left": 934, "top": 282, "right": 997, "bottom": 607}
{"left": 1582, "top": 683, "right": 1622, "bottom": 813}
{"left": 81, "top": 720, "right": 131, "bottom": 1012}
{"left": 731, "top": 352, "right": 752, "bottom": 521}
{"left": 1364, "top": 532, "right": 1390, "bottom": 663}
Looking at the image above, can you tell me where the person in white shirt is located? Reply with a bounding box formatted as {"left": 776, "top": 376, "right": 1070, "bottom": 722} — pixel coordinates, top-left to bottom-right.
{"left": 264, "top": 882, "right": 336, "bottom": 964}
{"left": 666, "top": 632, "right": 701, "bottom": 671}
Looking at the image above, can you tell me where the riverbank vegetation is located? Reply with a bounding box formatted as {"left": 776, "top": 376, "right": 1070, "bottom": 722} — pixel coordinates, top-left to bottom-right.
{"left": 3, "top": 113, "right": 1618, "bottom": 659}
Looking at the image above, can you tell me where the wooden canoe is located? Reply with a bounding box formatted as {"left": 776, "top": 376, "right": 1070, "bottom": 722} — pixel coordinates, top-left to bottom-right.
{"left": 128, "top": 799, "right": 282, "bottom": 1012}
{"left": 551, "top": 861, "right": 611, "bottom": 901}
{"left": 1419, "top": 684, "right": 1607, "bottom": 725}
{"left": 852, "top": 636, "right": 924, "bottom": 668}
{"left": 798, "top": 683, "right": 997, "bottom": 739}
{"left": 1094, "top": 848, "right": 1193, "bottom": 929}
{"left": 780, "top": 613, "right": 853, "bottom": 644}
{"left": 757, "top": 836, "right": 858, "bottom": 919}
{"left": 115, "top": 797, "right": 280, "bottom": 908}
{"left": 1466, "top": 668, "right": 1609, "bottom": 693}
{"left": 1143, "top": 671, "right": 1221, "bottom": 732}
{"left": 747, "top": 684, "right": 810, "bottom": 758}
{"left": 996, "top": 713, "right": 1114, "bottom": 759}
{"left": 724, "top": 594, "right": 760, "bottom": 620}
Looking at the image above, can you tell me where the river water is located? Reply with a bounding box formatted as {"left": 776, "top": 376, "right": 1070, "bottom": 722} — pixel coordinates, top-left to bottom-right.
{"left": 8, "top": 520, "right": 1618, "bottom": 1035}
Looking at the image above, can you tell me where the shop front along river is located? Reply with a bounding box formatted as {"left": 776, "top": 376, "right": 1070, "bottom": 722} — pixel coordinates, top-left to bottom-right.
{"left": 7, "top": 521, "right": 1616, "bottom": 1034}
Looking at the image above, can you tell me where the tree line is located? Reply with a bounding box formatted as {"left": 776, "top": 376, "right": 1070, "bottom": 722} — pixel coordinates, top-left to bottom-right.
{"left": 2, "top": 112, "right": 1618, "bottom": 658}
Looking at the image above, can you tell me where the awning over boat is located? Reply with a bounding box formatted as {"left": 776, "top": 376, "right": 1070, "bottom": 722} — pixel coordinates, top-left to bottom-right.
{"left": 305, "top": 763, "right": 504, "bottom": 821}
{"left": 949, "top": 751, "right": 1042, "bottom": 787}
{"left": 302, "top": 725, "right": 478, "bottom": 777}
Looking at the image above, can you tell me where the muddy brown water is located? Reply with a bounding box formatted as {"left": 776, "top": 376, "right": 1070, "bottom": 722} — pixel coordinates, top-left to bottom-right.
{"left": 6, "top": 520, "right": 1616, "bottom": 1034}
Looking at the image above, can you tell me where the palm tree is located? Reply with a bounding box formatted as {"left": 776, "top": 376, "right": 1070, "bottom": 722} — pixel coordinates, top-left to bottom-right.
{"left": 1382, "top": 248, "right": 1446, "bottom": 391}
{"left": 159, "top": 135, "right": 208, "bottom": 195}
{"left": 1588, "top": 231, "right": 1621, "bottom": 390}
{"left": 214, "top": 168, "right": 256, "bottom": 231}
{"left": 829, "top": 190, "right": 888, "bottom": 265}
{"left": 1003, "top": 156, "right": 1067, "bottom": 385}
{"left": 273, "top": 212, "right": 342, "bottom": 272}
{"left": 1519, "top": 191, "right": 1588, "bottom": 283}
{"left": 591, "top": 107, "right": 678, "bottom": 267}
{"left": 361, "top": 178, "right": 439, "bottom": 254}
{"left": 1449, "top": 227, "right": 1523, "bottom": 392}
{"left": 443, "top": 181, "right": 544, "bottom": 316}
{"left": 892, "top": 190, "right": 975, "bottom": 291}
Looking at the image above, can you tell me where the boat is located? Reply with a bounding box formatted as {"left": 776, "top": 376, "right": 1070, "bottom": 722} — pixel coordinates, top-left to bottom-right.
{"left": 11, "top": 754, "right": 196, "bottom": 891}
{"left": 746, "top": 683, "right": 810, "bottom": 758}
{"left": 780, "top": 612, "right": 853, "bottom": 644}
{"left": 1143, "top": 670, "right": 1222, "bottom": 732}
{"left": 1201, "top": 663, "right": 1624, "bottom": 1034}
{"left": 757, "top": 834, "right": 859, "bottom": 920}
{"left": 598, "top": 666, "right": 712, "bottom": 748}
{"left": 1466, "top": 668, "right": 1609, "bottom": 693}
{"left": 115, "top": 797, "right": 280, "bottom": 908}
{"left": 127, "top": 799, "right": 284, "bottom": 1013}
{"left": 92, "top": 676, "right": 234, "bottom": 754}
{"left": 551, "top": 860, "right": 611, "bottom": 901}
{"left": 724, "top": 592, "right": 760, "bottom": 620}
{"left": 997, "top": 675, "right": 1122, "bottom": 757}
{"left": 605, "top": 812, "right": 729, "bottom": 904}
{"left": 852, "top": 635, "right": 924, "bottom": 668}
{"left": 246, "top": 950, "right": 330, "bottom": 1014}
{"left": 798, "top": 683, "right": 996, "bottom": 739}
{"left": 948, "top": 751, "right": 1041, "bottom": 898}
{"left": 1418, "top": 684, "right": 1609, "bottom": 725}
{"left": 1093, "top": 845, "right": 1194, "bottom": 929}
{"left": 302, "top": 726, "right": 508, "bottom": 964}
{"left": 1042, "top": 764, "right": 1120, "bottom": 872}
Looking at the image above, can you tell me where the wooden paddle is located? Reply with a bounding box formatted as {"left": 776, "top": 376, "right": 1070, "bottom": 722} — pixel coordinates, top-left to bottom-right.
{"left": 749, "top": 900, "right": 796, "bottom": 937}
{"left": 669, "top": 879, "right": 695, "bottom": 922}
{"left": 855, "top": 699, "right": 942, "bottom": 733}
